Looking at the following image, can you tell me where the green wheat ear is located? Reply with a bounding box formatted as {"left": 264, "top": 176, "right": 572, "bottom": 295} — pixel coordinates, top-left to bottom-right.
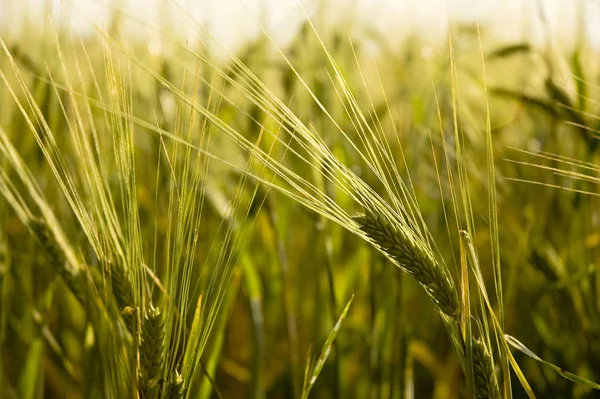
{"left": 140, "top": 304, "right": 165, "bottom": 399}
{"left": 473, "top": 338, "right": 501, "bottom": 399}
{"left": 354, "top": 211, "right": 459, "bottom": 317}
{"left": 109, "top": 260, "right": 135, "bottom": 311}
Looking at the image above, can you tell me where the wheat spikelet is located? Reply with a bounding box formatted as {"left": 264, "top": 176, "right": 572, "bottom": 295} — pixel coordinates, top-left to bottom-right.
{"left": 473, "top": 338, "right": 500, "bottom": 399}
{"left": 139, "top": 304, "right": 165, "bottom": 399}
{"left": 355, "top": 210, "right": 459, "bottom": 317}
{"left": 164, "top": 370, "right": 185, "bottom": 399}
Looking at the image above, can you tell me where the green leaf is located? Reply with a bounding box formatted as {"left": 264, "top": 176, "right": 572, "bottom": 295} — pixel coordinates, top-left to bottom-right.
{"left": 18, "top": 338, "right": 44, "bottom": 399}
{"left": 505, "top": 335, "right": 600, "bottom": 390}
{"left": 301, "top": 295, "right": 353, "bottom": 399}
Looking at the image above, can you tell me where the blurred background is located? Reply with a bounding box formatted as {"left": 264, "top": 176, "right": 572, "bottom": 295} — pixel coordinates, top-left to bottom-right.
{"left": 3, "top": 0, "right": 600, "bottom": 49}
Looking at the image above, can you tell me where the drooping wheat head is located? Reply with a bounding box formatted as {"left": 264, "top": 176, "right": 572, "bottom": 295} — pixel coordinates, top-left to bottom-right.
{"left": 354, "top": 210, "right": 459, "bottom": 317}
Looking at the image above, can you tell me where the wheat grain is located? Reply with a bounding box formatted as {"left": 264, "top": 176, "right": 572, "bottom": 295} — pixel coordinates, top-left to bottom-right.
{"left": 355, "top": 210, "right": 459, "bottom": 317}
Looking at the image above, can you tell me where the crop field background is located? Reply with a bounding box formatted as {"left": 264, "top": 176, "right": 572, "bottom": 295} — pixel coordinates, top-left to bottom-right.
{"left": 1, "top": 1, "right": 600, "bottom": 398}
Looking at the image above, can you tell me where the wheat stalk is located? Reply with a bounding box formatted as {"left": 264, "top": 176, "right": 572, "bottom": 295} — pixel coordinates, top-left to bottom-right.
{"left": 473, "top": 338, "right": 501, "bottom": 399}
{"left": 354, "top": 210, "right": 459, "bottom": 317}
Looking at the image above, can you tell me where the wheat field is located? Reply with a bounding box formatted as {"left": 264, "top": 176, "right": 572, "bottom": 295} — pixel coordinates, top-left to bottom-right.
{"left": 1, "top": 1, "right": 600, "bottom": 398}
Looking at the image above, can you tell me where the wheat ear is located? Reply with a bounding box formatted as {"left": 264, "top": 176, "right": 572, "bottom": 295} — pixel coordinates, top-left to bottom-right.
{"left": 105, "top": 259, "right": 137, "bottom": 337}
{"left": 109, "top": 259, "right": 135, "bottom": 311}
{"left": 139, "top": 304, "right": 165, "bottom": 399}
{"left": 473, "top": 338, "right": 501, "bottom": 399}
{"left": 355, "top": 211, "right": 459, "bottom": 317}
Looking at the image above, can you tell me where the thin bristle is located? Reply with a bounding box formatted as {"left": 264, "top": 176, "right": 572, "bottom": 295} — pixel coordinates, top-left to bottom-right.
{"left": 355, "top": 211, "right": 459, "bottom": 317}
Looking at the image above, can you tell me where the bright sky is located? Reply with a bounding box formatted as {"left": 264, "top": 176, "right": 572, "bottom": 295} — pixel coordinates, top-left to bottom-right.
{"left": 3, "top": 0, "right": 600, "bottom": 50}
